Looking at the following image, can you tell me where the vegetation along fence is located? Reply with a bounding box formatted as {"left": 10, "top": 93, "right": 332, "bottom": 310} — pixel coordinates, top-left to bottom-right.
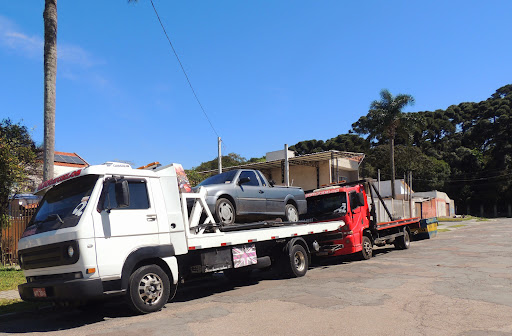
{"left": 1, "top": 206, "right": 36, "bottom": 265}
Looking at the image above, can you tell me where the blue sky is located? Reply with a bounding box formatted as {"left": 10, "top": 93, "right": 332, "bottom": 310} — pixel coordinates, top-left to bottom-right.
{"left": 2, "top": 1, "right": 511, "bottom": 169}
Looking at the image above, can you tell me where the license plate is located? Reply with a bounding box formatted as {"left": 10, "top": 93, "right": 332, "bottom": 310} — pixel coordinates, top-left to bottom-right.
{"left": 232, "top": 244, "right": 257, "bottom": 268}
{"left": 33, "top": 288, "right": 47, "bottom": 298}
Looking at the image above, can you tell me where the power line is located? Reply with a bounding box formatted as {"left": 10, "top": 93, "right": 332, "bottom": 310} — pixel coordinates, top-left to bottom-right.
{"left": 413, "top": 172, "right": 512, "bottom": 183}
{"left": 149, "top": 0, "right": 220, "bottom": 139}
{"left": 373, "top": 171, "right": 512, "bottom": 183}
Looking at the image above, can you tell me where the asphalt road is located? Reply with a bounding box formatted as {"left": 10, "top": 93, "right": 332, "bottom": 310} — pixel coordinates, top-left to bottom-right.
{"left": 1, "top": 218, "right": 512, "bottom": 336}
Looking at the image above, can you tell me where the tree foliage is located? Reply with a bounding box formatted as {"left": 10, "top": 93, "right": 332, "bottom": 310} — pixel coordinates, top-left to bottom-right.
{"left": 290, "top": 84, "right": 512, "bottom": 214}
{"left": 0, "top": 119, "right": 38, "bottom": 230}
{"left": 186, "top": 153, "right": 266, "bottom": 186}
{"left": 352, "top": 89, "right": 415, "bottom": 199}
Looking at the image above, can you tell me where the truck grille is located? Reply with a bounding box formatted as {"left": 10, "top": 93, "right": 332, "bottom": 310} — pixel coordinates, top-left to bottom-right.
{"left": 19, "top": 240, "right": 80, "bottom": 270}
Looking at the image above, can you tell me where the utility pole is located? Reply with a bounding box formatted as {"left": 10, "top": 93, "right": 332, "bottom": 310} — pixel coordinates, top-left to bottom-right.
{"left": 377, "top": 169, "right": 381, "bottom": 222}
{"left": 217, "top": 137, "right": 222, "bottom": 174}
{"left": 284, "top": 144, "right": 290, "bottom": 186}
{"left": 43, "top": 0, "right": 57, "bottom": 181}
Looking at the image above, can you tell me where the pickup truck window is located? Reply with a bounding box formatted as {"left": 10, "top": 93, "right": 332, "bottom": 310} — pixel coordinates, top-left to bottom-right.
{"left": 238, "top": 171, "right": 259, "bottom": 186}
{"left": 103, "top": 179, "right": 150, "bottom": 210}
{"left": 256, "top": 171, "right": 267, "bottom": 186}
{"left": 197, "top": 170, "right": 237, "bottom": 186}
{"left": 23, "top": 174, "right": 99, "bottom": 237}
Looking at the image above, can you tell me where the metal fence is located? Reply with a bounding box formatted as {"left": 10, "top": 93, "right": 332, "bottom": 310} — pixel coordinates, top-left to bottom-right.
{"left": 1, "top": 206, "right": 36, "bottom": 265}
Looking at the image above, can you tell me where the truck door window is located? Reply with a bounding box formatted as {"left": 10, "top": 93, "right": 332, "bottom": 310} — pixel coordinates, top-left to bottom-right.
{"left": 349, "top": 192, "right": 361, "bottom": 210}
{"left": 103, "top": 179, "right": 150, "bottom": 210}
{"left": 238, "top": 171, "right": 259, "bottom": 186}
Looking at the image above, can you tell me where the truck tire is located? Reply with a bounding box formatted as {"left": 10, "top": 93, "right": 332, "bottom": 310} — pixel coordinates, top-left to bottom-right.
{"left": 126, "top": 264, "right": 170, "bottom": 314}
{"left": 359, "top": 236, "right": 373, "bottom": 260}
{"left": 216, "top": 198, "right": 235, "bottom": 225}
{"left": 394, "top": 228, "right": 411, "bottom": 250}
{"left": 284, "top": 203, "right": 299, "bottom": 222}
{"left": 281, "top": 244, "right": 309, "bottom": 278}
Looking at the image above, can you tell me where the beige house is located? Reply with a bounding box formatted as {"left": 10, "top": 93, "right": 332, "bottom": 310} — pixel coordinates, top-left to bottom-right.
{"left": 201, "top": 149, "right": 365, "bottom": 192}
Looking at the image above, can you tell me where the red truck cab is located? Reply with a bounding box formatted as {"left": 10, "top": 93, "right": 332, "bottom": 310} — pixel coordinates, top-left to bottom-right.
{"left": 306, "top": 181, "right": 417, "bottom": 259}
{"left": 306, "top": 184, "right": 369, "bottom": 256}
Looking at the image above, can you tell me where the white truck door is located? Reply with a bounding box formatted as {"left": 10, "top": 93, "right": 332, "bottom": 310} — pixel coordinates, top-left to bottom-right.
{"left": 92, "top": 177, "right": 160, "bottom": 278}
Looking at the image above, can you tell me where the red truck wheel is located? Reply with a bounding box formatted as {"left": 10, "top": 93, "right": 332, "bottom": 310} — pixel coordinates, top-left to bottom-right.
{"left": 359, "top": 236, "right": 373, "bottom": 260}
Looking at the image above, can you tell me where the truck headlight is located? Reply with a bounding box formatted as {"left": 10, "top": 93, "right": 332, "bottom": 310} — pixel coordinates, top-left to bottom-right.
{"left": 67, "top": 245, "right": 75, "bottom": 258}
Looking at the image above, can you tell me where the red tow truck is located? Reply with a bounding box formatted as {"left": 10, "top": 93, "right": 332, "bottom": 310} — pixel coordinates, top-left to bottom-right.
{"left": 305, "top": 180, "right": 420, "bottom": 260}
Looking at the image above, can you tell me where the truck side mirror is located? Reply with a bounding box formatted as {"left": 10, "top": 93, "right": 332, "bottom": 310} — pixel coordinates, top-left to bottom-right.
{"left": 269, "top": 179, "right": 275, "bottom": 187}
{"left": 238, "top": 177, "right": 251, "bottom": 185}
{"left": 115, "top": 179, "right": 130, "bottom": 208}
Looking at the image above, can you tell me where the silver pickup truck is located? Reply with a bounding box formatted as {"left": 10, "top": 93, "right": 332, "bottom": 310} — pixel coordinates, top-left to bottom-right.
{"left": 195, "top": 169, "right": 307, "bottom": 225}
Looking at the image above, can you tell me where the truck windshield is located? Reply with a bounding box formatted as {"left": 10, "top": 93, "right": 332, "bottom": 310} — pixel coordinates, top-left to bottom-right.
{"left": 197, "top": 170, "right": 237, "bottom": 186}
{"left": 306, "top": 192, "right": 348, "bottom": 220}
{"left": 23, "top": 175, "right": 99, "bottom": 237}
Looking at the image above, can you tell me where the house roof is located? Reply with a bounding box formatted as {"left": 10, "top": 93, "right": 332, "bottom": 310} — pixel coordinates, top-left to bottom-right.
{"left": 198, "top": 150, "right": 365, "bottom": 175}
{"left": 54, "top": 151, "right": 89, "bottom": 167}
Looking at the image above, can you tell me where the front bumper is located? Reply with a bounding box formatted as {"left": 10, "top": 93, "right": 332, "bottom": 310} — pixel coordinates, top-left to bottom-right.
{"left": 19, "top": 277, "right": 103, "bottom": 302}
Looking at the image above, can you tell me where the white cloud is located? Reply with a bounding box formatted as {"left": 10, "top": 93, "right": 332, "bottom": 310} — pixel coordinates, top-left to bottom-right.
{"left": 0, "top": 15, "right": 102, "bottom": 68}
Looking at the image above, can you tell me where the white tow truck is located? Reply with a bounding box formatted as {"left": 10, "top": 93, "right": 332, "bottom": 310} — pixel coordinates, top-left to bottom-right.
{"left": 18, "top": 162, "right": 344, "bottom": 314}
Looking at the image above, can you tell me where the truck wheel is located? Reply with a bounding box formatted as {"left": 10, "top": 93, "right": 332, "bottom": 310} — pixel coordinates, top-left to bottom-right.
{"left": 216, "top": 198, "right": 235, "bottom": 225}
{"left": 126, "top": 264, "right": 170, "bottom": 314}
{"left": 284, "top": 203, "right": 299, "bottom": 222}
{"left": 282, "top": 244, "right": 309, "bottom": 278}
{"left": 394, "top": 228, "right": 411, "bottom": 250}
{"left": 359, "top": 236, "right": 373, "bottom": 260}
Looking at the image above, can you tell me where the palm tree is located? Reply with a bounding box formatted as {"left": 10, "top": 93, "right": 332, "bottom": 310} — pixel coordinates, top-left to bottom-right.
{"left": 353, "top": 89, "right": 415, "bottom": 199}
{"left": 43, "top": 0, "right": 57, "bottom": 181}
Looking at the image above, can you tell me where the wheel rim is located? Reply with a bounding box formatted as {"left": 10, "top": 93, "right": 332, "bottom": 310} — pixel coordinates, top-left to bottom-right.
{"left": 363, "top": 239, "right": 372, "bottom": 256}
{"left": 404, "top": 231, "right": 410, "bottom": 246}
{"left": 294, "top": 250, "right": 306, "bottom": 272}
{"left": 287, "top": 206, "right": 298, "bottom": 222}
{"left": 218, "top": 201, "right": 234, "bottom": 223}
{"left": 138, "top": 272, "right": 163, "bottom": 306}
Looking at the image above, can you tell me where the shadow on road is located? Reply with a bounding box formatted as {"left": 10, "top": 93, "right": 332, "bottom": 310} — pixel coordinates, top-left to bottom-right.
{"left": 0, "top": 299, "right": 133, "bottom": 334}
{"left": 0, "top": 248, "right": 397, "bottom": 333}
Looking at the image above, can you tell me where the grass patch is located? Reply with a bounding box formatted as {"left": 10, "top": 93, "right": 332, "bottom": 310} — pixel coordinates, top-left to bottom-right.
{"left": 438, "top": 228, "right": 451, "bottom": 232}
{"left": 477, "top": 218, "right": 490, "bottom": 222}
{"left": 0, "top": 268, "right": 25, "bottom": 291}
{"left": 438, "top": 216, "right": 477, "bottom": 222}
{"left": 449, "top": 224, "right": 467, "bottom": 228}
{"left": 0, "top": 299, "right": 47, "bottom": 316}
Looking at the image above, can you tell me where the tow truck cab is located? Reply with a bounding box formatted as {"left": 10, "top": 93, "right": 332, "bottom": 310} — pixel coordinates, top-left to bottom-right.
{"left": 17, "top": 163, "right": 183, "bottom": 304}
{"left": 305, "top": 183, "right": 370, "bottom": 255}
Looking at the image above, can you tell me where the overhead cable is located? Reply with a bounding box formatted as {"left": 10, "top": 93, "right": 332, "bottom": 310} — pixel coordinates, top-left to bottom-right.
{"left": 149, "top": 0, "right": 220, "bottom": 139}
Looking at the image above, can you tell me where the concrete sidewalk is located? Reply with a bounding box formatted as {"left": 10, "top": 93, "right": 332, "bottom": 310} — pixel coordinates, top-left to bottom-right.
{"left": 0, "top": 290, "right": 21, "bottom": 300}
